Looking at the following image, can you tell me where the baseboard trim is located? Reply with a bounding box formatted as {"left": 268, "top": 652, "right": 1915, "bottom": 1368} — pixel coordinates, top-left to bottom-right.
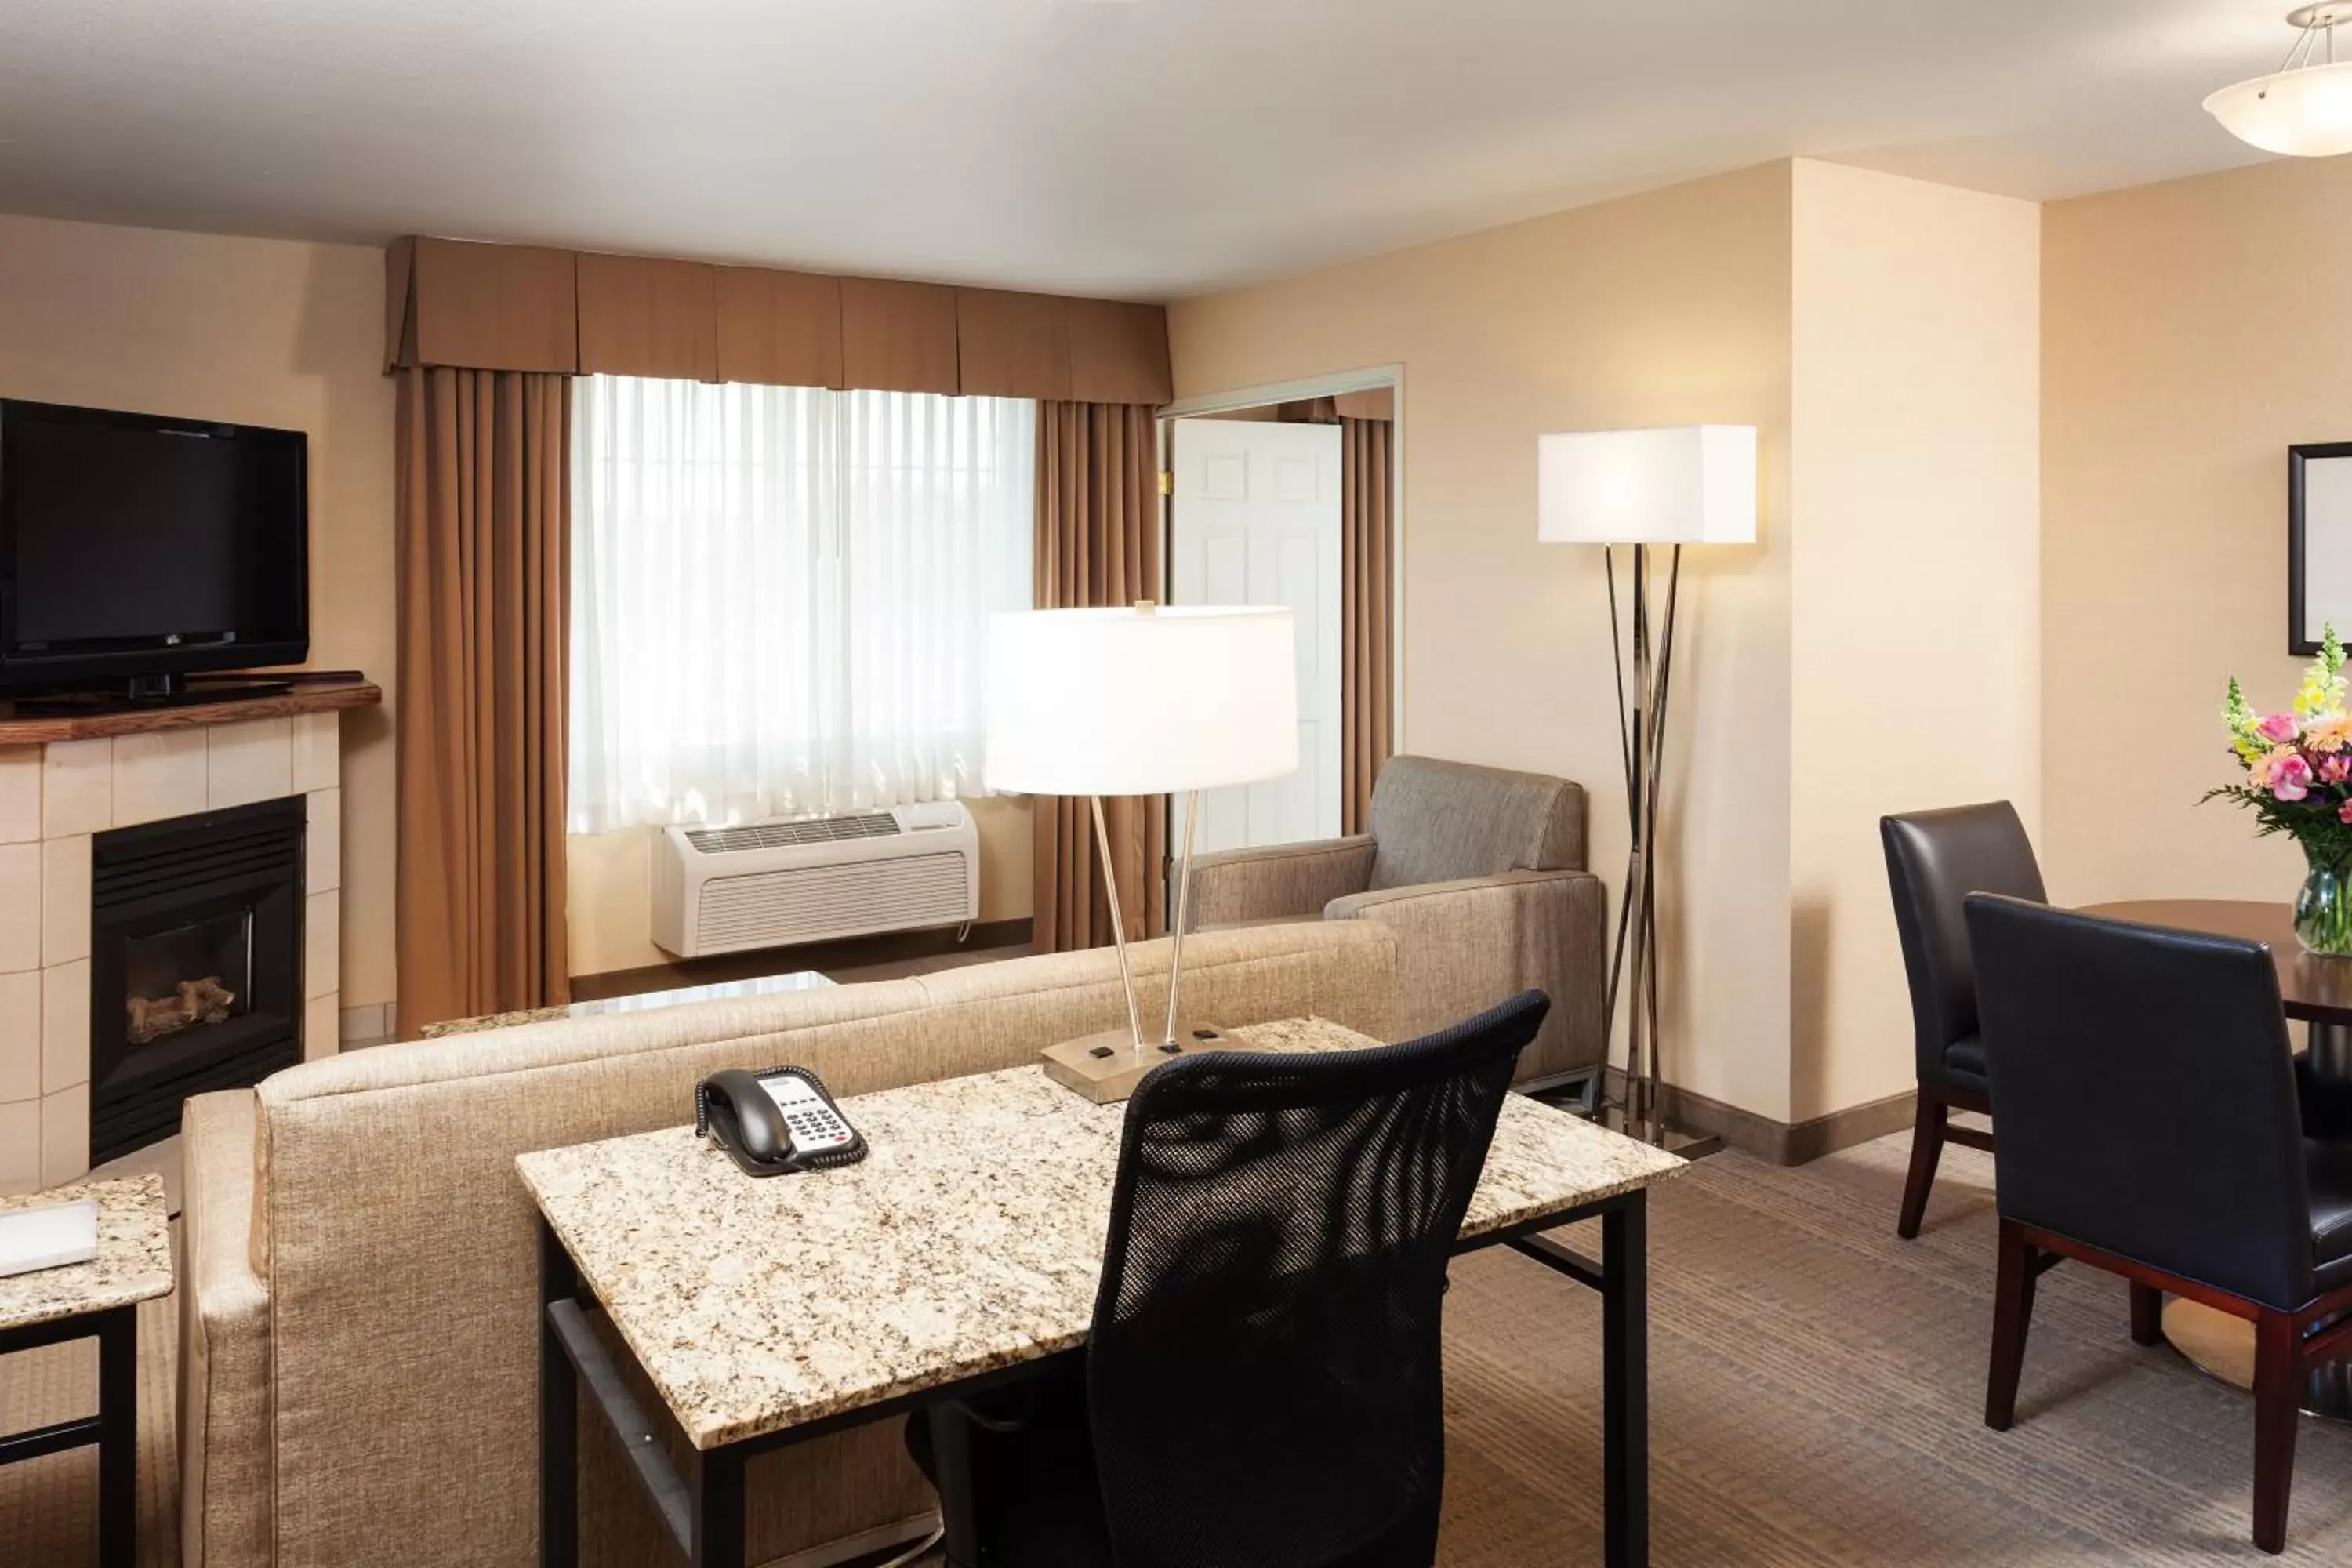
{"left": 572, "top": 918, "right": 1033, "bottom": 1003}
{"left": 1602, "top": 1069, "right": 1917, "bottom": 1167}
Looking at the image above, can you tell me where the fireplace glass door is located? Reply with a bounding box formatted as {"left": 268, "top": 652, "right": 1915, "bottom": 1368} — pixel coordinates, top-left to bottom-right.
{"left": 123, "top": 910, "right": 254, "bottom": 1047}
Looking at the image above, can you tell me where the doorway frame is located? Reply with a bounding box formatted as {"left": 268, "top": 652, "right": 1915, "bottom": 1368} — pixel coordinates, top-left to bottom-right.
{"left": 1158, "top": 363, "right": 1407, "bottom": 775}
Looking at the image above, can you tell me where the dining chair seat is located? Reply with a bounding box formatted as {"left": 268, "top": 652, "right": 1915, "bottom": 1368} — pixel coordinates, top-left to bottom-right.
{"left": 1940, "top": 1034, "right": 1987, "bottom": 1087}
{"left": 2311, "top": 1142, "right": 2352, "bottom": 1290}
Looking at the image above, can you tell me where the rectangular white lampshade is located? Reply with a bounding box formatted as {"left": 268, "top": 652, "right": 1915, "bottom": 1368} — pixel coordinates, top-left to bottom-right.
{"left": 1537, "top": 425, "right": 1758, "bottom": 546}
{"left": 985, "top": 606, "right": 1299, "bottom": 797}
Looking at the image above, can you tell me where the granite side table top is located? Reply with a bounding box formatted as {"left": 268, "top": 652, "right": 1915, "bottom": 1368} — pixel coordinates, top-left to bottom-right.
{"left": 423, "top": 969, "right": 836, "bottom": 1039}
{"left": 0, "top": 1174, "right": 173, "bottom": 1334}
{"left": 518, "top": 1016, "right": 1685, "bottom": 1452}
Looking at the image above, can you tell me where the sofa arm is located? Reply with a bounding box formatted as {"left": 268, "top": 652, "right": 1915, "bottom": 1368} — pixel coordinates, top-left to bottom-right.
{"left": 181, "top": 1090, "right": 274, "bottom": 1568}
{"left": 1327, "top": 869, "right": 1608, "bottom": 1086}
{"left": 1187, "top": 835, "right": 1376, "bottom": 931}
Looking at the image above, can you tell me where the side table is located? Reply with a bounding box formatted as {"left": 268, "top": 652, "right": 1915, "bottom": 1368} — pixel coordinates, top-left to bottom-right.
{"left": 0, "top": 1174, "right": 174, "bottom": 1568}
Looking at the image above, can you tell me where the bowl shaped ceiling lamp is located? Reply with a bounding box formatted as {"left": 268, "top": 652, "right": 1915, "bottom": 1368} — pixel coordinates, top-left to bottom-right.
{"left": 2207, "top": 5, "right": 2352, "bottom": 157}
{"left": 987, "top": 604, "right": 1298, "bottom": 1101}
{"left": 1537, "top": 426, "right": 1757, "bottom": 1148}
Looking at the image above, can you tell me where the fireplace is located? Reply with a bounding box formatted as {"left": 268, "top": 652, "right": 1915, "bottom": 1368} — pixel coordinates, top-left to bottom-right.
{"left": 89, "top": 796, "right": 306, "bottom": 1164}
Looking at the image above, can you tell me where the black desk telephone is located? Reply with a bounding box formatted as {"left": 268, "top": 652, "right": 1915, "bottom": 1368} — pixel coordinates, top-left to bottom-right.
{"left": 695, "top": 1065, "right": 869, "bottom": 1177}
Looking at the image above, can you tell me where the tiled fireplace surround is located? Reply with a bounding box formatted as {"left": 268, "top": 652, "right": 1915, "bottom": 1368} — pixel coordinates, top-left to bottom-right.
{"left": 0, "top": 711, "right": 343, "bottom": 1194}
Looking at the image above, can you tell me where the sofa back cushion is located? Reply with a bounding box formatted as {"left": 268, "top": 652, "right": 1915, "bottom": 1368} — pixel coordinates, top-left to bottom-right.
{"left": 1367, "top": 755, "right": 1586, "bottom": 890}
{"left": 252, "top": 922, "right": 1398, "bottom": 1568}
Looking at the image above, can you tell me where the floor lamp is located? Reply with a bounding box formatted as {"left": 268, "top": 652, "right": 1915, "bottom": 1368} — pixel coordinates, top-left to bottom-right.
{"left": 1537, "top": 426, "right": 1758, "bottom": 1147}
{"left": 985, "top": 603, "right": 1299, "bottom": 1102}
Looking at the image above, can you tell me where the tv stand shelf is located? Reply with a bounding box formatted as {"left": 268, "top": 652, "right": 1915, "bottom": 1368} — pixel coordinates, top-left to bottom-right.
{"left": 0, "top": 673, "right": 381, "bottom": 744}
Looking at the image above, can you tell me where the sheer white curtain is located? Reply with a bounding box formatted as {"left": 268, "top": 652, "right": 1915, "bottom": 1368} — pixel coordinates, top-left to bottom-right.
{"left": 569, "top": 376, "right": 1033, "bottom": 832}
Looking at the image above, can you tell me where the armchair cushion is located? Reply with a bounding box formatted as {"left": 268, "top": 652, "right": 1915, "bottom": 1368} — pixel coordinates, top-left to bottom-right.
{"left": 1327, "top": 869, "right": 1607, "bottom": 1084}
{"left": 1187, "top": 836, "right": 1374, "bottom": 930}
{"left": 180, "top": 1089, "right": 274, "bottom": 1568}
{"left": 1366, "top": 756, "right": 1585, "bottom": 891}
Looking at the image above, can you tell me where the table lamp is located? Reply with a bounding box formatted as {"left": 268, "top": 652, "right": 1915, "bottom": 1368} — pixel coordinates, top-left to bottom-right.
{"left": 1537, "top": 425, "right": 1756, "bottom": 1146}
{"left": 986, "top": 604, "right": 1298, "bottom": 1102}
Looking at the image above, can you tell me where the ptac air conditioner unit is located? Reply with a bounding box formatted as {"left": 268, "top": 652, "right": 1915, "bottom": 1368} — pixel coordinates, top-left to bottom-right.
{"left": 652, "top": 801, "right": 979, "bottom": 958}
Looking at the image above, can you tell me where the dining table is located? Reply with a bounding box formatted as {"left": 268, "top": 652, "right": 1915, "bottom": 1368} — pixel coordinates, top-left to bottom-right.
{"left": 2082, "top": 898, "right": 2352, "bottom": 1417}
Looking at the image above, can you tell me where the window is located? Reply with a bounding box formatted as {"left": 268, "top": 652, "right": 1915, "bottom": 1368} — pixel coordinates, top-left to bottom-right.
{"left": 568, "top": 376, "right": 1034, "bottom": 832}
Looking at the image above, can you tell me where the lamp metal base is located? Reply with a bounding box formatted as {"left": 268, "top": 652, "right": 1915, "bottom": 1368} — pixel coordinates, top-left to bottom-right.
{"left": 1039, "top": 1022, "right": 1258, "bottom": 1104}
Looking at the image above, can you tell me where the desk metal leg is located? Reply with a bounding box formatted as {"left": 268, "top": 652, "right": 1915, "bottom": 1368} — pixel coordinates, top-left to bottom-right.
{"left": 924, "top": 1404, "right": 984, "bottom": 1567}
{"left": 96, "top": 1305, "right": 136, "bottom": 1568}
{"left": 1602, "top": 1189, "right": 1650, "bottom": 1568}
{"left": 539, "top": 1221, "right": 579, "bottom": 1568}
{"left": 691, "top": 1448, "right": 746, "bottom": 1568}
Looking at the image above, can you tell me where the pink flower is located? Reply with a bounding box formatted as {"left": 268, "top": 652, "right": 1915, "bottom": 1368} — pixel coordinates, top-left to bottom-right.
{"left": 2338, "top": 797, "right": 2352, "bottom": 824}
{"left": 2260, "top": 713, "right": 2303, "bottom": 744}
{"left": 2273, "top": 753, "right": 2314, "bottom": 800}
{"left": 2323, "top": 756, "right": 2350, "bottom": 784}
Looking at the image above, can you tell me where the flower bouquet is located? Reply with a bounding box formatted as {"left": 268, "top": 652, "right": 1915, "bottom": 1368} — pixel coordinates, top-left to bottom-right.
{"left": 2211, "top": 626, "right": 2352, "bottom": 955}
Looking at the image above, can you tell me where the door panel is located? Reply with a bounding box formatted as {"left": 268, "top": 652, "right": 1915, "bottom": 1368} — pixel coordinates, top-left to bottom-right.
{"left": 1171, "top": 418, "right": 1344, "bottom": 854}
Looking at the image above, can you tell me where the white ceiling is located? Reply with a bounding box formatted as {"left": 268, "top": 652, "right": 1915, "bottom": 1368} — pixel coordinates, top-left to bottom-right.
{"left": 0, "top": 2, "right": 2312, "bottom": 299}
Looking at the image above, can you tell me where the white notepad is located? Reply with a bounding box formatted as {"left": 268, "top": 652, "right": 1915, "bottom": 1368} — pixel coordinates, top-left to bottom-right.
{"left": 0, "top": 1199, "right": 100, "bottom": 1279}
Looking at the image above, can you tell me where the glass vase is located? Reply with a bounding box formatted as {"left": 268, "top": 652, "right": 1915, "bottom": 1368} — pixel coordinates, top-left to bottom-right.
{"left": 2296, "top": 854, "right": 2352, "bottom": 956}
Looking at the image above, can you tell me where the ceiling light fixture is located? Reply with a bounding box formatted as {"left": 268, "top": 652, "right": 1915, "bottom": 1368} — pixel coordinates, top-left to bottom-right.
{"left": 2207, "top": 5, "right": 2352, "bottom": 156}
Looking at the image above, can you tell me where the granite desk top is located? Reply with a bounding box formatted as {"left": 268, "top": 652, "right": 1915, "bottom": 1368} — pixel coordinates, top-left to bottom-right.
{"left": 517, "top": 1016, "right": 1686, "bottom": 1452}
{"left": 0, "top": 1174, "right": 174, "bottom": 1334}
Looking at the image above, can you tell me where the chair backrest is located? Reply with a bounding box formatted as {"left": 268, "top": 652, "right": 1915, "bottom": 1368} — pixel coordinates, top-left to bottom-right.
{"left": 1965, "top": 895, "right": 2316, "bottom": 1310}
{"left": 1084, "top": 991, "right": 1548, "bottom": 1568}
{"left": 1366, "top": 755, "right": 1584, "bottom": 890}
{"left": 1881, "top": 801, "right": 2045, "bottom": 1083}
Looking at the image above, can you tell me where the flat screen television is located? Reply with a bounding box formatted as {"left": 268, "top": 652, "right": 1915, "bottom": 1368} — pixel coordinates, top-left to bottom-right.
{"left": 0, "top": 398, "right": 309, "bottom": 698}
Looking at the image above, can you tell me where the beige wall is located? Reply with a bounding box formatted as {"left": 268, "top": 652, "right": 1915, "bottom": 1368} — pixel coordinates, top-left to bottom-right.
{"left": 1170, "top": 163, "right": 1799, "bottom": 1118}
{"left": 565, "top": 797, "right": 1033, "bottom": 977}
{"left": 2042, "top": 157, "right": 2352, "bottom": 910}
{"left": 1788, "top": 162, "right": 2042, "bottom": 1122}
{"left": 0, "top": 213, "right": 397, "bottom": 1011}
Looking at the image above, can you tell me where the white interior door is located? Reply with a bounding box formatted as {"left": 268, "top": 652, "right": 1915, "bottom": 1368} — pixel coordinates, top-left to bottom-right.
{"left": 1170, "top": 418, "right": 1343, "bottom": 853}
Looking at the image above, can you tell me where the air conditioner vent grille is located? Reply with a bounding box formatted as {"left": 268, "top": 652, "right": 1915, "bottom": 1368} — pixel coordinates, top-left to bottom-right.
{"left": 695, "top": 853, "right": 969, "bottom": 954}
{"left": 684, "top": 814, "right": 902, "bottom": 855}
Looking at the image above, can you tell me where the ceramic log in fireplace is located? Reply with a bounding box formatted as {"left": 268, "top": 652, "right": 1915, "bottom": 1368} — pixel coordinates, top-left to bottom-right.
{"left": 89, "top": 797, "right": 304, "bottom": 1165}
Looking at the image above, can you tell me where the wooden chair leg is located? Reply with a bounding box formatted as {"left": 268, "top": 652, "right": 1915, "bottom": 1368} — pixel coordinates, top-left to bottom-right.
{"left": 2129, "top": 1283, "right": 2163, "bottom": 1348}
{"left": 1985, "top": 1218, "right": 2037, "bottom": 1431}
{"left": 2251, "top": 1311, "right": 2301, "bottom": 1555}
{"left": 1897, "top": 1092, "right": 1948, "bottom": 1240}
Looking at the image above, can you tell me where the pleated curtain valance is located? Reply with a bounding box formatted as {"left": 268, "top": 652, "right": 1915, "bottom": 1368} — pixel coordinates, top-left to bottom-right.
{"left": 383, "top": 235, "right": 1172, "bottom": 402}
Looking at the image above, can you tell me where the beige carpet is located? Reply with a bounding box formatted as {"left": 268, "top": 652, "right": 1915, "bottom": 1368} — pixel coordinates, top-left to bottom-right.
{"left": 9, "top": 1134, "right": 2352, "bottom": 1565}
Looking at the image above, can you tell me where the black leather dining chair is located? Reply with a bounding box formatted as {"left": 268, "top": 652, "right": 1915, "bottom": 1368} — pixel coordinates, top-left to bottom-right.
{"left": 1881, "top": 801, "right": 2045, "bottom": 1238}
{"left": 1965, "top": 895, "right": 2352, "bottom": 1555}
{"left": 907, "top": 991, "right": 1549, "bottom": 1568}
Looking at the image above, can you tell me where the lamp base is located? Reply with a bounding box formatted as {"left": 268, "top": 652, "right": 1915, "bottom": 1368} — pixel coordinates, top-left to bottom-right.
{"left": 1039, "top": 1022, "right": 1255, "bottom": 1104}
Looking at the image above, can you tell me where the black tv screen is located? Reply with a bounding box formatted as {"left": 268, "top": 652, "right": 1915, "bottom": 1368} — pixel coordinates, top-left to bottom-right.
{"left": 0, "top": 399, "right": 308, "bottom": 688}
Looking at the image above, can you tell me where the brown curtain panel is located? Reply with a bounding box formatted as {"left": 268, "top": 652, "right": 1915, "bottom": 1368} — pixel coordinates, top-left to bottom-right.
{"left": 394, "top": 367, "right": 572, "bottom": 1033}
{"left": 1032, "top": 401, "right": 1167, "bottom": 954}
{"left": 1341, "top": 416, "right": 1396, "bottom": 834}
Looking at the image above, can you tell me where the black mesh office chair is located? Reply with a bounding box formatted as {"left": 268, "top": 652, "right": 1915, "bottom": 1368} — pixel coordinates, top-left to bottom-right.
{"left": 1965, "top": 895, "right": 2352, "bottom": 1555}
{"left": 1882, "top": 801, "right": 2046, "bottom": 1238}
{"left": 909, "top": 991, "right": 1549, "bottom": 1568}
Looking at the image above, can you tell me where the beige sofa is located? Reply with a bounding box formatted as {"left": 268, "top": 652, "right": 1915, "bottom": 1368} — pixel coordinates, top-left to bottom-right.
{"left": 1187, "top": 755, "right": 1608, "bottom": 1090}
{"left": 179, "top": 920, "right": 1403, "bottom": 1568}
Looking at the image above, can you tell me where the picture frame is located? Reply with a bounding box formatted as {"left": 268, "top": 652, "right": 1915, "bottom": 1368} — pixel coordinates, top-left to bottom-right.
{"left": 2289, "top": 442, "right": 2352, "bottom": 655}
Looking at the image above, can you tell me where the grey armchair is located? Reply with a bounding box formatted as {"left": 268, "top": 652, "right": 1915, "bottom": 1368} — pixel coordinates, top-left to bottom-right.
{"left": 1186, "top": 755, "right": 1607, "bottom": 1088}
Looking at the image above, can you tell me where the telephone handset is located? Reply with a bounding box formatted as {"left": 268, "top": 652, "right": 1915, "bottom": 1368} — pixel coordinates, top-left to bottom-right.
{"left": 694, "top": 1065, "right": 868, "bottom": 1177}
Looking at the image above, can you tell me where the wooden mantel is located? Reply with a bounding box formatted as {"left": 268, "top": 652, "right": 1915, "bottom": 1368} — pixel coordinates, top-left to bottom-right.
{"left": 0, "top": 672, "right": 381, "bottom": 745}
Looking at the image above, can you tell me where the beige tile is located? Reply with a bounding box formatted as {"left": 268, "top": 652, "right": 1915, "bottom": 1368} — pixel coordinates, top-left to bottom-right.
{"left": 0, "top": 843, "right": 38, "bottom": 974}
{"left": 0, "top": 1099, "right": 38, "bottom": 1195}
{"left": 292, "top": 712, "right": 341, "bottom": 793}
{"left": 0, "top": 971, "right": 38, "bottom": 1104}
{"left": 306, "top": 787, "right": 342, "bottom": 894}
{"left": 305, "top": 991, "right": 339, "bottom": 1062}
{"left": 339, "top": 1002, "right": 390, "bottom": 1047}
{"left": 39, "top": 1080, "right": 88, "bottom": 1189}
{"left": 208, "top": 717, "right": 292, "bottom": 809}
{"left": 0, "top": 746, "right": 41, "bottom": 844}
{"left": 113, "top": 728, "right": 209, "bottom": 827}
{"left": 41, "top": 959, "right": 89, "bottom": 1094}
{"left": 305, "top": 888, "right": 339, "bottom": 1000}
{"left": 42, "top": 737, "right": 111, "bottom": 837}
{"left": 42, "top": 835, "right": 90, "bottom": 967}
